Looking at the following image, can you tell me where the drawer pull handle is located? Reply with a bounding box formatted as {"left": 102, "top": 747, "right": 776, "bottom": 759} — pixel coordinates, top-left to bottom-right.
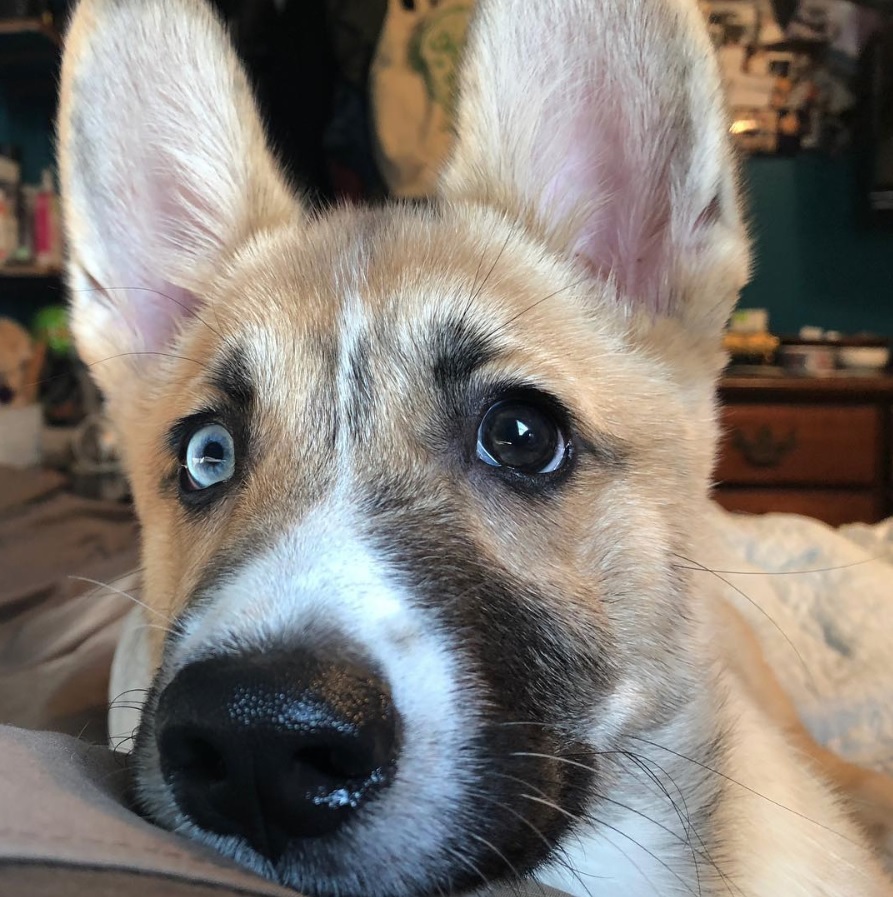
{"left": 732, "top": 426, "right": 797, "bottom": 468}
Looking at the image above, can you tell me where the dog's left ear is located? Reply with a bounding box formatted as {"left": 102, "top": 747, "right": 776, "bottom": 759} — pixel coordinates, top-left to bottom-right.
{"left": 58, "top": 0, "right": 296, "bottom": 393}
{"left": 441, "top": 0, "right": 750, "bottom": 339}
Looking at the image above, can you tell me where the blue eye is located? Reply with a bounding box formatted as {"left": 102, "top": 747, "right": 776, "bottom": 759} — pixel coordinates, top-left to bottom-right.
{"left": 182, "top": 424, "right": 235, "bottom": 491}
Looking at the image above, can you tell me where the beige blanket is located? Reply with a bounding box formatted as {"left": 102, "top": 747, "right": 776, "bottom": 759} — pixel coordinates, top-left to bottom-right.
{"left": 0, "top": 465, "right": 138, "bottom": 742}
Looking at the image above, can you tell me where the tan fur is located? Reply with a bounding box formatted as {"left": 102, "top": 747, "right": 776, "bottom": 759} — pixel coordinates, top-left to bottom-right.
{"left": 58, "top": 0, "right": 893, "bottom": 893}
{"left": 714, "top": 598, "right": 893, "bottom": 855}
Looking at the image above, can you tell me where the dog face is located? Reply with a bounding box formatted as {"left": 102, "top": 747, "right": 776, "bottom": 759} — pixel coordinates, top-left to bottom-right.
{"left": 59, "top": 0, "right": 748, "bottom": 894}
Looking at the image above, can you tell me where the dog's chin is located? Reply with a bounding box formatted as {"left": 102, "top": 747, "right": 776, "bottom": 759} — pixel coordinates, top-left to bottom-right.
{"left": 131, "top": 689, "right": 596, "bottom": 897}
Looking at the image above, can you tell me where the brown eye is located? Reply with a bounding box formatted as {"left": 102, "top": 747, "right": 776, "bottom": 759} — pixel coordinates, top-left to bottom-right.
{"left": 476, "top": 400, "right": 568, "bottom": 474}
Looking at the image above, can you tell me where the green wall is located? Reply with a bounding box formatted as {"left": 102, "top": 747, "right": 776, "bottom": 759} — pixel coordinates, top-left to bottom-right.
{"left": 0, "top": 27, "right": 59, "bottom": 184}
{"left": 741, "top": 155, "right": 893, "bottom": 337}
{"left": 0, "top": 87, "right": 56, "bottom": 184}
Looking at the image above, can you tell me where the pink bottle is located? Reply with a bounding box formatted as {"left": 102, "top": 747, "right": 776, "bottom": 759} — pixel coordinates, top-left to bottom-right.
{"left": 34, "top": 169, "right": 59, "bottom": 270}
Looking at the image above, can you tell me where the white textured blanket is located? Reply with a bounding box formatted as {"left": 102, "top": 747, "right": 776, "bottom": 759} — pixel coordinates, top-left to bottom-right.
{"left": 700, "top": 504, "right": 893, "bottom": 773}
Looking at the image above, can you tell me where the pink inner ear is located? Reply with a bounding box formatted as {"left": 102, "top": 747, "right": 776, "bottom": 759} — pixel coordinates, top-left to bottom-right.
{"left": 535, "top": 94, "right": 681, "bottom": 316}
{"left": 84, "top": 265, "right": 200, "bottom": 358}
{"left": 82, "top": 158, "right": 215, "bottom": 356}
{"left": 123, "top": 283, "right": 201, "bottom": 355}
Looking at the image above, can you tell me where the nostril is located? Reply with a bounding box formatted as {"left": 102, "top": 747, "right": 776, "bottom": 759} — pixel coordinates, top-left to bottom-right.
{"left": 294, "top": 743, "right": 377, "bottom": 781}
{"left": 186, "top": 736, "right": 228, "bottom": 784}
{"left": 163, "top": 730, "right": 228, "bottom": 785}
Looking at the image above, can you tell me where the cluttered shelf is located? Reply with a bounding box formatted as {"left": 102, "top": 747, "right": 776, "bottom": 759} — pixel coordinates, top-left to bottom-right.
{"left": 0, "top": 4, "right": 63, "bottom": 269}
{"left": 0, "top": 158, "right": 62, "bottom": 275}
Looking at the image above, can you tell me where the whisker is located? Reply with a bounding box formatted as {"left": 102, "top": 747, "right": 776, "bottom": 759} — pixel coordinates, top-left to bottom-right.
{"left": 460, "top": 226, "right": 516, "bottom": 326}
{"left": 616, "top": 750, "right": 742, "bottom": 897}
{"left": 509, "top": 750, "right": 711, "bottom": 893}
{"left": 86, "top": 350, "right": 208, "bottom": 371}
{"left": 626, "top": 735, "right": 866, "bottom": 849}
{"left": 483, "top": 274, "right": 592, "bottom": 344}
{"left": 68, "top": 575, "right": 175, "bottom": 625}
{"left": 110, "top": 734, "right": 137, "bottom": 753}
{"left": 441, "top": 844, "right": 492, "bottom": 892}
{"left": 131, "top": 623, "right": 171, "bottom": 636}
{"left": 68, "top": 285, "right": 225, "bottom": 342}
{"left": 671, "top": 552, "right": 811, "bottom": 680}
{"left": 488, "top": 769, "right": 696, "bottom": 894}
{"left": 463, "top": 785, "right": 594, "bottom": 897}
{"left": 518, "top": 793, "right": 698, "bottom": 897}
{"left": 486, "top": 722, "right": 877, "bottom": 867}
{"left": 89, "top": 750, "right": 134, "bottom": 786}
{"left": 497, "top": 747, "right": 744, "bottom": 896}
{"left": 109, "top": 688, "right": 150, "bottom": 698}
{"left": 74, "top": 719, "right": 94, "bottom": 743}
{"left": 672, "top": 557, "right": 885, "bottom": 576}
{"left": 466, "top": 831, "right": 524, "bottom": 887}
{"left": 107, "top": 694, "right": 148, "bottom": 733}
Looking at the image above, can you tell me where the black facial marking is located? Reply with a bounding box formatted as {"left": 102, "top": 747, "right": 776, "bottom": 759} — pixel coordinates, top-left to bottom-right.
{"left": 345, "top": 336, "right": 375, "bottom": 439}
{"left": 359, "top": 472, "right": 611, "bottom": 882}
{"left": 364, "top": 476, "right": 612, "bottom": 722}
{"left": 307, "top": 329, "right": 341, "bottom": 449}
{"left": 430, "top": 317, "right": 496, "bottom": 403}
{"left": 140, "top": 315, "right": 628, "bottom": 894}
{"left": 210, "top": 345, "right": 255, "bottom": 412}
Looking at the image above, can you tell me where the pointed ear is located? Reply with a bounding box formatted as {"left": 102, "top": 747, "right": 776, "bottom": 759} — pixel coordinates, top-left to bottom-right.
{"left": 441, "top": 0, "right": 750, "bottom": 336}
{"left": 58, "top": 0, "right": 297, "bottom": 391}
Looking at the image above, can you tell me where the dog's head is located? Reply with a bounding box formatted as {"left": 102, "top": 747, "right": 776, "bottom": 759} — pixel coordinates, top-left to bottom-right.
{"left": 59, "top": 0, "right": 748, "bottom": 893}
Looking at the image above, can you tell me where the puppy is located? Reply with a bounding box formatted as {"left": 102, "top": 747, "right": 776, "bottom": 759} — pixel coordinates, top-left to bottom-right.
{"left": 58, "top": 0, "right": 893, "bottom": 893}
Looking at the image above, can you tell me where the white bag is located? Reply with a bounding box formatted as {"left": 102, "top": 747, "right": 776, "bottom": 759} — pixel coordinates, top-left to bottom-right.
{"left": 370, "top": 0, "right": 474, "bottom": 198}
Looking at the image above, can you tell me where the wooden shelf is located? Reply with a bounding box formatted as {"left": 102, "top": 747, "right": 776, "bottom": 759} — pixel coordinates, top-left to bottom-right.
{"left": 721, "top": 373, "right": 893, "bottom": 399}
{"left": 0, "top": 16, "right": 60, "bottom": 47}
{"left": 0, "top": 265, "right": 61, "bottom": 278}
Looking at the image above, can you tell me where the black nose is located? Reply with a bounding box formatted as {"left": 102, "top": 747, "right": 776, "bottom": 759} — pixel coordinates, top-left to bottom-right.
{"left": 154, "top": 651, "right": 400, "bottom": 861}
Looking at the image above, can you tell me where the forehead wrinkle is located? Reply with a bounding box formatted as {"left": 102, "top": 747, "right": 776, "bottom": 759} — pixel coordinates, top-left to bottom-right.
{"left": 335, "top": 284, "right": 375, "bottom": 458}
{"left": 429, "top": 315, "right": 497, "bottom": 397}
{"left": 208, "top": 342, "right": 254, "bottom": 410}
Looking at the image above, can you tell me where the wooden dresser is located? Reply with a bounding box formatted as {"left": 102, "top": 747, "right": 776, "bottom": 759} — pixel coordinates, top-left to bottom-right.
{"left": 714, "top": 375, "right": 893, "bottom": 526}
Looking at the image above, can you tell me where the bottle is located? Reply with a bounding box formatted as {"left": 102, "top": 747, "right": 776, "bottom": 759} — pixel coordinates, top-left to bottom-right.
{"left": 0, "top": 187, "right": 11, "bottom": 266}
{"left": 34, "top": 169, "right": 60, "bottom": 270}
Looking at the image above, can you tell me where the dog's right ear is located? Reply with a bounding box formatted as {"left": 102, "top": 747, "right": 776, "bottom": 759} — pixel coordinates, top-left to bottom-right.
{"left": 58, "top": 0, "right": 295, "bottom": 397}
